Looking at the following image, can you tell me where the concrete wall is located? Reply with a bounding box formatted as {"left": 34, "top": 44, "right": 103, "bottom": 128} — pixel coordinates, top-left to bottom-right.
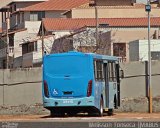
{"left": 0, "top": 61, "right": 160, "bottom": 107}
{"left": 0, "top": 68, "right": 42, "bottom": 106}
{"left": 120, "top": 61, "right": 160, "bottom": 98}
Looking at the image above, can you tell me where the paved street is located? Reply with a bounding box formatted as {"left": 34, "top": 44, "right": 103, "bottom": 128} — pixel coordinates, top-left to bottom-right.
{"left": 0, "top": 113, "right": 160, "bottom": 128}
{"left": 0, "top": 113, "right": 160, "bottom": 122}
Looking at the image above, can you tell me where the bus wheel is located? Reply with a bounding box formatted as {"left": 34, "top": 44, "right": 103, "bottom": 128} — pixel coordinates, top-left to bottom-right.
{"left": 50, "top": 110, "right": 65, "bottom": 117}
{"left": 98, "top": 98, "right": 104, "bottom": 117}
{"left": 67, "top": 112, "right": 77, "bottom": 117}
{"left": 107, "top": 109, "right": 113, "bottom": 116}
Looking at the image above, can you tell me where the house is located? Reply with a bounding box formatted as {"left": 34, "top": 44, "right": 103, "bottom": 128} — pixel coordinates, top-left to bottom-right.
{"left": 36, "top": 17, "right": 160, "bottom": 62}
{"left": 129, "top": 39, "right": 160, "bottom": 61}
{"left": 0, "top": 0, "right": 12, "bottom": 27}
{"left": 0, "top": 0, "right": 89, "bottom": 68}
{"left": 51, "top": 26, "right": 111, "bottom": 55}
{"left": 64, "top": 0, "right": 160, "bottom": 18}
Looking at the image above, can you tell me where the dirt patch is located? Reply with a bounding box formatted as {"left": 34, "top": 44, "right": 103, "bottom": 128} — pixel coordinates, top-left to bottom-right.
{"left": 0, "top": 103, "right": 49, "bottom": 115}
{"left": 116, "top": 96, "right": 160, "bottom": 113}
{"left": 0, "top": 96, "right": 160, "bottom": 115}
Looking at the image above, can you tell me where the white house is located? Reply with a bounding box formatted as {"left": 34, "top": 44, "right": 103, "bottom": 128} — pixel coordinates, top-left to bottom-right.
{"left": 129, "top": 39, "right": 160, "bottom": 61}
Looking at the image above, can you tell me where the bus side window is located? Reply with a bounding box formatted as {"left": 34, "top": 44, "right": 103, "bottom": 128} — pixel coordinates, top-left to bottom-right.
{"left": 94, "top": 60, "right": 104, "bottom": 81}
{"left": 108, "top": 62, "right": 117, "bottom": 82}
{"left": 94, "top": 61, "right": 97, "bottom": 79}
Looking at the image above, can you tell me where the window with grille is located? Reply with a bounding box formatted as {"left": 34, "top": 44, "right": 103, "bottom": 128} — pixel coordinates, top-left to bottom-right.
{"left": 30, "top": 11, "right": 45, "bottom": 21}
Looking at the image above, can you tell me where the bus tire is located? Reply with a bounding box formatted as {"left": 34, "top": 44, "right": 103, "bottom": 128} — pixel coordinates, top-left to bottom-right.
{"left": 107, "top": 109, "right": 113, "bottom": 116}
{"left": 67, "top": 112, "right": 77, "bottom": 117}
{"left": 50, "top": 110, "right": 65, "bottom": 117}
{"left": 98, "top": 98, "right": 104, "bottom": 117}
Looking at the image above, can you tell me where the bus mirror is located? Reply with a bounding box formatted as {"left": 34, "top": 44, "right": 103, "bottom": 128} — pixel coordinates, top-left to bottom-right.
{"left": 120, "top": 69, "right": 124, "bottom": 78}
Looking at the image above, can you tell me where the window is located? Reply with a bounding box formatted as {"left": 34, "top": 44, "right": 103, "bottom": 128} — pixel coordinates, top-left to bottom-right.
{"left": 14, "top": 4, "right": 16, "bottom": 12}
{"left": 21, "top": 13, "right": 24, "bottom": 23}
{"left": 34, "top": 41, "right": 38, "bottom": 51}
{"left": 94, "top": 60, "right": 104, "bottom": 81}
{"left": 17, "top": 14, "right": 20, "bottom": 24}
{"left": 30, "top": 12, "right": 38, "bottom": 21}
{"left": 9, "top": 34, "right": 14, "bottom": 47}
{"left": 2, "top": 12, "right": 7, "bottom": 22}
{"left": 108, "top": 62, "right": 117, "bottom": 82}
{"left": 28, "top": 43, "right": 34, "bottom": 52}
{"left": 113, "top": 43, "right": 126, "bottom": 57}
{"left": 10, "top": 6, "right": 13, "bottom": 13}
{"left": 151, "top": 51, "right": 160, "bottom": 60}
{"left": 28, "top": 41, "right": 38, "bottom": 52}
{"left": 30, "top": 11, "right": 45, "bottom": 21}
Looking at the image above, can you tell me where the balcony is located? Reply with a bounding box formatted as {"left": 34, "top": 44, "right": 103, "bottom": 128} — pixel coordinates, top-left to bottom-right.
{"left": 22, "top": 51, "right": 42, "bottom": 67}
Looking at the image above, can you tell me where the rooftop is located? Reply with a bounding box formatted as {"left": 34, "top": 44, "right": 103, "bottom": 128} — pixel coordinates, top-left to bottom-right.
{"left": 42, "top": 17, "right": 160, "bottom": 31}
{"left": 21, "top": 0, "right": 89, "bottom": 11}
{"left": 8, "top": 0, "right": 47, "bottom": 4}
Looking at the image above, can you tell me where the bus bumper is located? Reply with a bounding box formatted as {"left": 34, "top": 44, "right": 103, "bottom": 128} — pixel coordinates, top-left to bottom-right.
{"left": 43, "top": 96, "right": 95, "bottom": 107}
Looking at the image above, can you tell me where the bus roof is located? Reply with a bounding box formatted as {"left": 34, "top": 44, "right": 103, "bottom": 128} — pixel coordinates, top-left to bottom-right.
{"left": 44, "top": 51, "right": 118, "bottom": 61}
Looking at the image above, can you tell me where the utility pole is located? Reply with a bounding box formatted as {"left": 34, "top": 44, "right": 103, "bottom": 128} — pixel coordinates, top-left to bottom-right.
{"left": 95, "top": 0, "right": 99, "bottom": 53}
{"left": 145, "top": 0, "right": 152, "bottom": 113}
{"left": 41, "top": 20, "right": 44, "bottom": 58}
{"left": 6, "top": 16, "right": 9, "bottom": 69}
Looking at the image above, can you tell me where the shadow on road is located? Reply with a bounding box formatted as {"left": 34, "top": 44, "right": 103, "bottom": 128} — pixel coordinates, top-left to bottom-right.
{"left": 41, "top": 113, "right": 116, "bottom": 118}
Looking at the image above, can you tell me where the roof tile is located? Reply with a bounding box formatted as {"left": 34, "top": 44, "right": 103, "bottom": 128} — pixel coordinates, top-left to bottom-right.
{"left": 21, "top": 0, "right": 89, "bottom": 11}
{"left": 43, "top": 17, "right": 160, "bottom": 31}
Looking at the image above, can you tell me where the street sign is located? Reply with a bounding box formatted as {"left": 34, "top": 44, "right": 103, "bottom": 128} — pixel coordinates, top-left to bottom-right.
{"left": 145, "top": 4, "right": 151, "bottom": 12}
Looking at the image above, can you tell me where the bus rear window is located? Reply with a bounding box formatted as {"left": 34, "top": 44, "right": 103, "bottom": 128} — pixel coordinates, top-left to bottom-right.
{"left": 44, "top": 55, "right": 90, "bottom": 76}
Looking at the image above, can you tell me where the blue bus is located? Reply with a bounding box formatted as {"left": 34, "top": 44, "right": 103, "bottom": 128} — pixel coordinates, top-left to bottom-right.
{"left": 42, "top": 51, "right": 122, "bottom": 116}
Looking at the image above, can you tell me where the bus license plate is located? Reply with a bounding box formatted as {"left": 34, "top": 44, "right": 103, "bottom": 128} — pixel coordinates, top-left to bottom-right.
{"left": 63, "top": 100, "right": 73, "bottom": 104}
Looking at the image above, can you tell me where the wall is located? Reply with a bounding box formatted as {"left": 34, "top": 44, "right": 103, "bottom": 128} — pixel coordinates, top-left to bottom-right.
{"left": 24, "top": 21, "right": 41, "bottom": 33}
{"left": 96, "top": 0, "right": 131, "bottom": 6}
{"left": 0, "top": 61, "right": 160, "bottom": 106}
{"left": 138, "top": 40, "right": 160, "bottom": 61}
{"left": 45, "top": 11, "right": 66, "bottom": 18}
{"left": 129, "top": 40, "right": 139, "bottom": 61}
{"left": 121, "top": 61, "right": 160, "bottom": 98}
{"left": 71, "top": 8, "right": 160, "bottom": 18}
{"left": 0, "top": 68, "right": 42, "bottom": 106}
{"left": 14, "top": 30, "right": 36, "bottom": 58}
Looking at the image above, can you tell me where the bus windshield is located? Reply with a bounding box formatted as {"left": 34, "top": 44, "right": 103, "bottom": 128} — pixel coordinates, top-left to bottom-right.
{"left": 44, "top": 55, "right": 90, "bottom": 76}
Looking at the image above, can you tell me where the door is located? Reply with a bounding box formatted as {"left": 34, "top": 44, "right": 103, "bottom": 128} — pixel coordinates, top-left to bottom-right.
{"left": 103, "top": 62, "right": 109, "bottom": 108}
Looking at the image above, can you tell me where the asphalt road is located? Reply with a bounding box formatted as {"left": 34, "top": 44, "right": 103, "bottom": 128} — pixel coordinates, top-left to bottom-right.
{"left": 0, "top": 113, "right": 160, "bottom": 128}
